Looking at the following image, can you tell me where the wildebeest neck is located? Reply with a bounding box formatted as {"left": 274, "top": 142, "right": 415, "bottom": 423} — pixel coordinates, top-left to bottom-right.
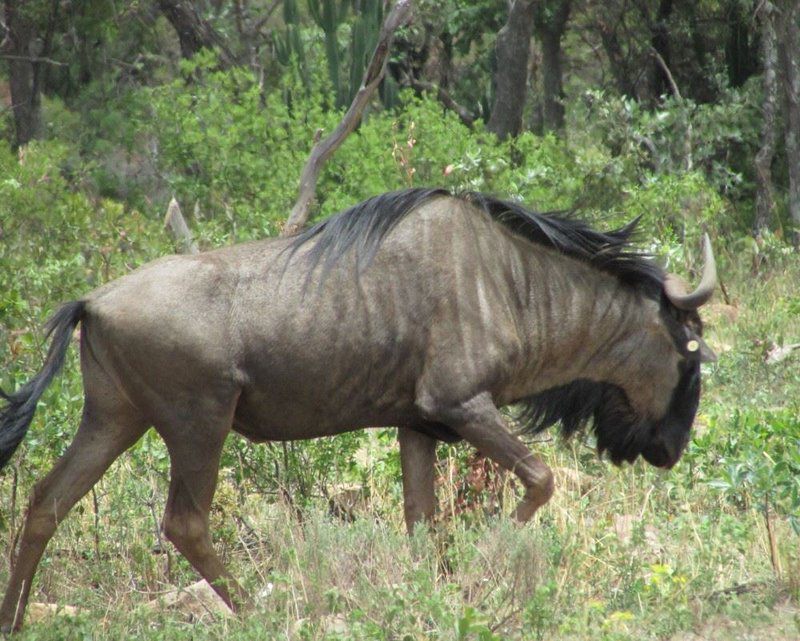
{"left": 502, "top": 242, "right": 661, "bottom": 403}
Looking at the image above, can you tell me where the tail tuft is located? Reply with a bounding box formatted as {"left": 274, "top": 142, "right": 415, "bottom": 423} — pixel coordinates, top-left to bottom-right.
{"left": 0, "top": 301, "right": 86, "bottom": 470}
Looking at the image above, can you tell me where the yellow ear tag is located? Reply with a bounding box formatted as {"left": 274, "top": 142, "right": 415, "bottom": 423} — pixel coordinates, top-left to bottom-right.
{"left": 686, "top": 340, "right": 700, "bottom": 353}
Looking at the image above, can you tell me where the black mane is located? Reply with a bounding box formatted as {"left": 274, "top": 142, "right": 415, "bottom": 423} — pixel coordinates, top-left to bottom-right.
{"left": 289, "top": 187, "right": 664, "bottom": 292}
{"left": 288, "top": 188, "right": 448, "bottom": 273}
{"left": 515, "top": 379, "right": 651, "bottom": 466}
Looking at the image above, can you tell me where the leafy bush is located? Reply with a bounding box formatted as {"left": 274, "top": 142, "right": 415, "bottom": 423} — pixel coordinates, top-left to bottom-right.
{"left": 570, "top": 85, "right": 762, "bottom": 230}
{"left": 688, "top": 409, "right": 800, "bottom": 534}
{"left": 0, "top": 140, "right": 166, "bottom": 467}
{"left": 146, "top": 54, "right": 333, "bottom": 241}
{"left": 144, "top": 59, "right": 729, "bottom": 259}
{"left": 0, "top": 141, "right": 166, "bottom": 326}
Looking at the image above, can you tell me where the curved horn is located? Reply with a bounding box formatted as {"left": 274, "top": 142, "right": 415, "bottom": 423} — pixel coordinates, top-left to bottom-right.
{"left": 664, "top": 233, "right": 718, "bottom": 310}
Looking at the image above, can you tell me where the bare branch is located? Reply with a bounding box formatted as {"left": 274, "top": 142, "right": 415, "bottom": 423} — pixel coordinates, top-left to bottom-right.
{"left": 0, "top": 54, "right": 66, "bottom": 66}
{"left": 650, "top": 48, "right": 681, "bottom": 99}
{"left": 402, "top": 74, "right": 475, "bottom": 128}
{"left": 164, "top": 197, "right": 200, "bottom": 254}
{"left": 282, "top": 0, "right": 413, "bottom": 236}
{"left": 650, "top": 47, "right": 693, "bottom": 171}
{"left": 249, "top": 0, "right": 283, "bottom": 36}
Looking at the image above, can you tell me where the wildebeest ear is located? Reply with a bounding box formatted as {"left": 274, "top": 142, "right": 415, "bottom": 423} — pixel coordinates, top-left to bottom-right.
{"left": 686, "top": 336, "right": 717, "bottom": 363}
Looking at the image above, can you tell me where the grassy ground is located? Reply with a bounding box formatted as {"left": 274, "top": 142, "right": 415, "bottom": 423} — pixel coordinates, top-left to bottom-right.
{"left": 0, "top": 247, "right": 798, "bottom": 640}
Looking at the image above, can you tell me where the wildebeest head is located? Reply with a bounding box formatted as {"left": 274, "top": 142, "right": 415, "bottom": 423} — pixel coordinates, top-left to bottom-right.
{"left": 521, "top": 235, "right": 717, "bottom": 469}
{"left": 638, "top": 234, "right": 717, "bottom": 467}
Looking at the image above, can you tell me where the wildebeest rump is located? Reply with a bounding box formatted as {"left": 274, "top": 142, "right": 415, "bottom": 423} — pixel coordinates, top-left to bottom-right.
{"left": 0, "top": 188, "right": 717, "bottom": 630}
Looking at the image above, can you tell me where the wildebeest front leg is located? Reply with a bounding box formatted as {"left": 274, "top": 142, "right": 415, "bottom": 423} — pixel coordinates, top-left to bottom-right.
{"left": 398, "top": 428, "right": 437, "bottom": 533}
{"left": 426, "top": 392, "right": 554, "bottom": 522}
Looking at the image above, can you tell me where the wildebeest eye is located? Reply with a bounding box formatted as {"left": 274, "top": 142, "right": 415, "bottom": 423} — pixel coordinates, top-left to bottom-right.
{"left": 684, "top": 335, "right": 716, "bottom": 363}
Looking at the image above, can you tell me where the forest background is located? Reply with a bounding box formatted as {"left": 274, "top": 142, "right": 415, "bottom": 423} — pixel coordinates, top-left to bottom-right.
{"left": 0, "top": 1, "right": 799, "bottom": 639}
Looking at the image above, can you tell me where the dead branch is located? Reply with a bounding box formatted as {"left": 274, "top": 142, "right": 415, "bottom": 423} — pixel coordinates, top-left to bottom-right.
{"left": 764, "top": 499, "right": 782, "bottom": 579}
{"left": 0, "top": 54, "right": 66, "bottom": 66}
{"left": 164, "top": 197, "right": 199, "bottom": 254}
{"left": 651, "top": 47, "right": 693, "bottom": 171}
{"left": 402, "top": 74, "right": 475, "bottom": 128}
{"left": 650, "top": 48, "right": 680, "bottom": 99}
{"left": 282, "top": 0, "right": 413, "bottom": 237}
{"left": 248, "top": 0, "right": 283, "bottom": 37}
{"left": 706, "top": 581, "right": 767, "bottom": 599}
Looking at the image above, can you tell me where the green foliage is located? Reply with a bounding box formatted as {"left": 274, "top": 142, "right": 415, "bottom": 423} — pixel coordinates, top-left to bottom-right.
{"left": 146, "top": 66, "right": 589, "bottom": 236}
{"left": 307, "top": 0, "right": 348, "bottom": 107}
{"left": 347, "top": 0, "right": 383, "bottom": 104}
{"left": 0, "top": 141, "right": 165, "bottom": 325}
{"left": 274, "top": 0, "right": 384, "bottom": 109}
{"left": 411, "top": 0, "right": 504, "bottom": 118}
{"left": 690, "top": 409, "right": 800, "bottom": 534}
{"left": 570, "top": 85, "right": 762, "bottom": 230}
{"left": 146, "top": 54, "right": 326, "bottom": 241}
{"left": 0, "top": 141, "right": 166, "bottom": 471}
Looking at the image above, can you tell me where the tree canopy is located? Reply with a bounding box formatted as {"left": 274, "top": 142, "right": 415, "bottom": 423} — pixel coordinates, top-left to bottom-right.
{"left": 0, "top": 0, "right": 797, "bottom": 243}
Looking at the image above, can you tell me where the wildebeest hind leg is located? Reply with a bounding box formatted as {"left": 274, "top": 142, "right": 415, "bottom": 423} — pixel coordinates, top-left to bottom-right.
{"left": 157, "top": 407, "right": 248, "bottom": 612}
{"left": 0, "top": 399, "right": 147, "bottom": 632}
{"left": 427, "top": 392, "right": 554, "bottom": 523}
{"left": 399, "top": 428, "right": 437, "bottom": 534}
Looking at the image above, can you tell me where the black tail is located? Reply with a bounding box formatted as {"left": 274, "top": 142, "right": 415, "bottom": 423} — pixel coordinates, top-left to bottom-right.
{"left": 0, "top": 300, "right": 86, "bottom": 470}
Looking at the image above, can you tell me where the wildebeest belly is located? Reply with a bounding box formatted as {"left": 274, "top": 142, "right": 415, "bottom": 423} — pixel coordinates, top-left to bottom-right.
{"left": 230, "top": 382, "right": 421, "bottom": 441}
{"left": 231, "top": 390, "right": 462, "bottom": 443}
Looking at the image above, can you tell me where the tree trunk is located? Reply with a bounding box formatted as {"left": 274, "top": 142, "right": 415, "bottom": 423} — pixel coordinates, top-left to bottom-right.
{"left": 777, "top": 0, "right": 800, "bottom": 248}
{"left": 753, "top": 1, "right": 778, "bottom": 238}
{"left": 2, "top": 0, "right": 42, "bottom": 149}
{"left": 438, "top": 31, "right": 454, "bottom": 90}
{"left": 725, "top": 0, "right": 759, "bottom": 88}
{"left": 487, "top": 0, "right": 537, "bottom": 140}
{"left": 534, "top": 0, "right": 571, "bottom": 133}
{"left": 157, "top": 0, "right": 234, "bottom": 65}
{"left": 596, "top": 16, "right": 636, "bottom": 98}
{"left": 683, "top": 0, "right": 712, "bottom": 101}
{"left": 649, "top": 0, "right": 673, "bottom": 101}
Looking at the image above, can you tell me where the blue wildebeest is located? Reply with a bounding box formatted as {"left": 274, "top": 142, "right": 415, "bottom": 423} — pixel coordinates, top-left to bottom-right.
{"left": 0, "top": 188, "right": 716, "bottom": 631}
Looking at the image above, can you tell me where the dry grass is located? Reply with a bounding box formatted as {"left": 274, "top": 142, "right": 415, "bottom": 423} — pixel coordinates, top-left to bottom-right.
{"left": 1, "top": 443, "right": 797, "bottom": 640}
